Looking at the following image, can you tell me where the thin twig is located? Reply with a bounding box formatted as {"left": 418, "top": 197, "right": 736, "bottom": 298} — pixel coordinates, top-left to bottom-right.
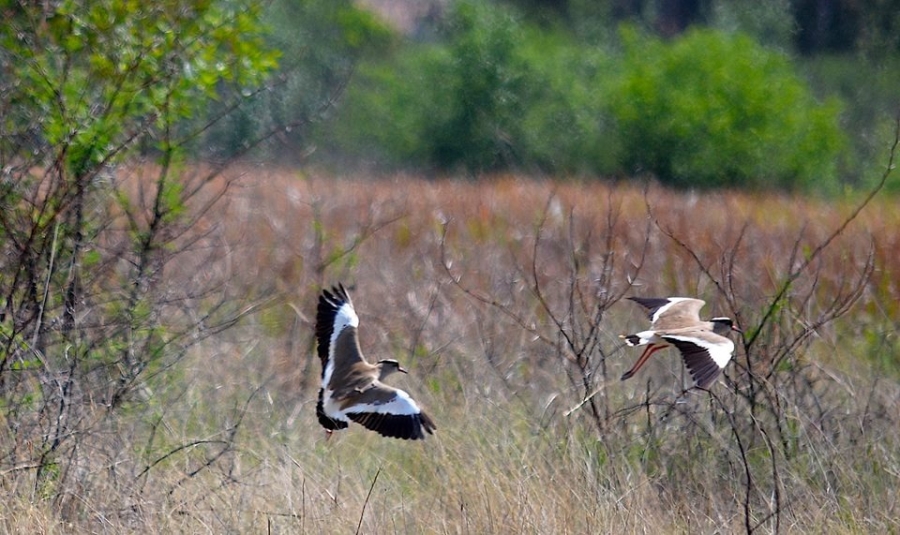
{"left": 711, "top": 390, "right": 754, "bottom": 534}
{"left": 356, "top": 466, "right": 382, "bottom": 535}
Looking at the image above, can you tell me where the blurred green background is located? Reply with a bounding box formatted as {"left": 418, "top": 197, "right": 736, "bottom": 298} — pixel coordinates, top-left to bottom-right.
{"left": 206, "top": 0, "right": 900, "bottom": 192}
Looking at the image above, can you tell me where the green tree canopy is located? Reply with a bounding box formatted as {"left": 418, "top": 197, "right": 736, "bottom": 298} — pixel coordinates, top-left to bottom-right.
{"left": 325, "top": 3, "right": 846, "bottom": 190}
{"left": 609, "top": 27, "right": 846, "bottom": 190}
{"left": 1, "top": 0, "right": 278, "bottom": 174}
{"left": 0, "top": 0, "right": 277, "bottom": 495}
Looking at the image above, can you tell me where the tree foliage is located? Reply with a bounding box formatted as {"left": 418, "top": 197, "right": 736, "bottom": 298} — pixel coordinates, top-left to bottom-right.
{"left": 609, "top": 27, "right": 846, "bottom": 190}
{"left": 512, "top": 0, "right": 900, "bottom": 57}
{"left": 326, "top": 1, "right": 846, "bottom": 189}
{"left": 0, "top": 0, "right": 276, "bottom": 499}
{"left": 329, "top": 0, "right": 531, "bottom": 173}
{"left": 328, "top": 0, "right": 615, "bottom": 175}
{"left": 1, "top": 0, "right": 277, "bottom": 167}
{"left": 201, "top": 0, "right": 393, "bottom": 160}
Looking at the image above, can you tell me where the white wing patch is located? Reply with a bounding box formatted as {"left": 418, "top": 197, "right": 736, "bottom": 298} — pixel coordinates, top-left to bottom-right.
{"left": 665, "top": 333, "right": 734, "bottom": 368}
{"left": 330, "top": 301, "right": 359, "bottom": 350}
{"left": 321, "top": 388, "right": 350, "bottom": 423}
{"left": 343, "top": 388, "right": 423, "bottom": 417}
{"left": 322, "top": 301, "right": 359, "bottom": 388}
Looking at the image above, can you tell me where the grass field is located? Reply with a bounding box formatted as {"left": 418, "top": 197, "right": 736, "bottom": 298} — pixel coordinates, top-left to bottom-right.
{"left": 2, "top": 164, "right": 899, "bottom": 533}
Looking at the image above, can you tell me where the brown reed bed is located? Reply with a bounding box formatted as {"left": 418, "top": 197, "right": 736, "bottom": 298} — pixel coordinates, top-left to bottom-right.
{"left": 2, "top": 163, "right": 898, "bottom": 533}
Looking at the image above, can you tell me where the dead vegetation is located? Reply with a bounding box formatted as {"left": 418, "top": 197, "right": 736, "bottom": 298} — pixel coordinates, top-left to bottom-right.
{"left": 1, "top": 154, "right": 899, "bottom": 532}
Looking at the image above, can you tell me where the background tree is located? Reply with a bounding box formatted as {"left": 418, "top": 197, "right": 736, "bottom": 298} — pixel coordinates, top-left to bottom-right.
{"left": 0, "top": 0, "right": 277, "bottom": 507}
{"left": 325, "top": 1, "right": 846, "bottom": 188}
{"left": 608, "top": 27, "right": 845, "bottom": 190}
{"left": 199, "top": 0, "right": 393, "bottom": 162}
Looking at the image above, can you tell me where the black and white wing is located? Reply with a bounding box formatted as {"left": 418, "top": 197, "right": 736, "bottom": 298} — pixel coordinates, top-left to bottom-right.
{"left": 662, "top": 332, "right": 735, "bottom": 389}
{"left": 315, "top": 284, "right": 359, "bottom": 431}
{"left": 342, "top": 383, "right": 437, "bottom": 440}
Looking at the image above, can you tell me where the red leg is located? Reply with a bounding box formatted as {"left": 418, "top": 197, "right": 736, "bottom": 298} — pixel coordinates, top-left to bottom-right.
{"left": 621, "top": 344, "right": 665, "bottom": 381}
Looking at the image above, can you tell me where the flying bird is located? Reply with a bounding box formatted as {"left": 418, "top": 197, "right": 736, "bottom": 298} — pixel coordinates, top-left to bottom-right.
{"left": 315, "top": 284, "right": 436, "bottom": 440}
{"left": 620, "top": 297, "right": 740, "bottom": 389}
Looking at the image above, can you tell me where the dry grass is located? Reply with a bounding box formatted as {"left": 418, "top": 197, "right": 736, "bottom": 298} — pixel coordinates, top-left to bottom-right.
{"left": 2, "top": 165, "right": 899, "bottom": 534}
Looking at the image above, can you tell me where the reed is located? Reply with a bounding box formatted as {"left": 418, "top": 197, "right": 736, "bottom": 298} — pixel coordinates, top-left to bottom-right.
{"left": 2, "top": 164, "right": 898, "bottom": 533}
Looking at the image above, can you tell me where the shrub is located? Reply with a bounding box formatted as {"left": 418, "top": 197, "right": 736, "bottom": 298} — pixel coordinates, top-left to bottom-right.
{"left": 199, "top": 0, "right": 393, "bottom": 161}
{"left": 515, "top": 32, "right": 618, "bottom": 174}
{"left": 326, "top": 0, "right": 529, "bottom": 173}
{"left": 0, "top": 0, "right": 276, "bottom": 505}
{"left": 608, "top": 27, "right": 846, "bottom": 190}
{"left": 326, "top": 0, "right": 618, "bottom": 175}
{"left": 326, "top": 9, "right": 847, "bottom": 190}
{"left": 325, "top": 43, "right": 455, "bottom": 169}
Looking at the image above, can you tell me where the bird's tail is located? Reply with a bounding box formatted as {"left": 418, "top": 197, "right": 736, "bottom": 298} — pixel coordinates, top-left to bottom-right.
{"left": 620, "top": 331, "right": 654, "bottom": 347}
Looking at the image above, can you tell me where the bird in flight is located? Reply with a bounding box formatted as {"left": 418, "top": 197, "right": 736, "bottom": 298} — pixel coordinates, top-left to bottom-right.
{"left": 315, "top": 284, "right": 436, "bottom": 440}
{"left": 620, "top": 297, "right": 740, "bottom": 390}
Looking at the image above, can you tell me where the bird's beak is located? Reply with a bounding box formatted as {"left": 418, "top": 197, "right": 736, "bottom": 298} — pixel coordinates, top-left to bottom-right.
{"left": 398, "top": 366, "right": 408, "bottom": 374}
{"left": 732, "top": 325, "right": 743, "bottom": 333}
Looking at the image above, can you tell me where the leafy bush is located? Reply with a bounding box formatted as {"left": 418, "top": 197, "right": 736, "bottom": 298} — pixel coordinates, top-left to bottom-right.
{"left": 801, "top": 54, "right": 900, "bottom": 192}
{"left": 428, "top": 0, "right": 526, "bottom": 171}
{"left": 325, "top": 44, "right": 453, "bottom": 168}
{"left": 515, "top": 32, "right": 619, "bottom": 174}
{"left": 199, "top": 0, "right": 392, "bottom": 160}
{"left": 0, "top": 0, "right": 277, "bottom": 501}
{"left": 325, "top": 6, "right": 848, "bottom": 190}
{"left": 608, "top": 27, "right": 846, "bottom": 190}
{"left": 327, "top": 0, "right": 527, "bottom": 173}
{"left": 326, "top": 0, "right": 616, "bottom": 175}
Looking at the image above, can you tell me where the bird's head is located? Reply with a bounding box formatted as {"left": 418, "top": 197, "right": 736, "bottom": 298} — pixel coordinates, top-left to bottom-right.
{"left": 376, "top": 359, "right": 408, "bottom": 379}
{"left": 711, "top": 317, "right": 741, "bottom": 336}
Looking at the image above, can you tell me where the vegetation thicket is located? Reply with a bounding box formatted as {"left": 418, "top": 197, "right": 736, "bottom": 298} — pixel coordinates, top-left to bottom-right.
{"left": 2, "top": 0, "right": 899, "bottom": 532}
{"left": 325, "top": 0, "right": 850, "bottom": 191}
{"left": 3, "top": 163, "right": 898, "bottom": 532}
{"left": 0, "top": 0, "right": 278, "bottom": 521}
{"left": 610, "top": 27, "right": 844, "bottom": 190}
